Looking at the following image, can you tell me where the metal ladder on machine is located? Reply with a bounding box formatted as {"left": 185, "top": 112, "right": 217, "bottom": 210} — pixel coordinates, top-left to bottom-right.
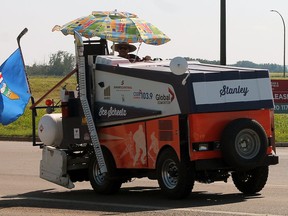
{"left": 74, "top": 31, "right": 107, "bottom": 174}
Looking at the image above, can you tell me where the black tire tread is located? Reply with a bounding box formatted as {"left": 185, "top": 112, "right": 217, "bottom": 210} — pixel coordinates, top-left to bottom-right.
{"left": 89, "top": 148, "right": 122, "bottom": 194}
{"left": 157, "top": 148, "right": 194, "bottom": 199}
{"left": 232, "top": 166, "right": 269, "bottom": 194}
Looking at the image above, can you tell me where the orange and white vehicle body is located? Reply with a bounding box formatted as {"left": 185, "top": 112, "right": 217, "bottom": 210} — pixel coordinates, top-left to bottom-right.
{"left": 35, "top": 40, "right": 278, "bottom": 199}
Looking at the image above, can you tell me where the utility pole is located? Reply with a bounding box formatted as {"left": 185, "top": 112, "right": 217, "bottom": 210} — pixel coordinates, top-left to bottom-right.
{"left": 220, "top": 0, "right": 226, "bottom": 65}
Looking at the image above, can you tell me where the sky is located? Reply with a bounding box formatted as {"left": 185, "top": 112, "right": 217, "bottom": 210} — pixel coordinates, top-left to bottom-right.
{"left": 1, "top": 0, "right": 288, "bottom": 66}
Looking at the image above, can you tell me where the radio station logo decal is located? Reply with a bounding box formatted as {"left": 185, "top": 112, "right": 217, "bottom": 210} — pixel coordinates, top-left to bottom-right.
{"left": 156, "top": 87, "right": 175, "bottom": 104}
{"left": 133, "top": 90, "right": 153, "bottom": 100}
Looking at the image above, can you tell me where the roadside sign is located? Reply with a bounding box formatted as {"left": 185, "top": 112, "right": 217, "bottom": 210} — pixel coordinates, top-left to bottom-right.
{"left": 271, "top": 79, "right": 288, "bottom": 113}
{"left": 274, "top": 103, "right": 288, "bottom": 113}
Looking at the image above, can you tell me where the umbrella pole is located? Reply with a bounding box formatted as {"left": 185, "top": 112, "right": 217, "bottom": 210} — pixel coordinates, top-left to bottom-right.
{"left": 136, "top": 42, "right": 142, "bottom": 56}
{"left": 112, "top": 42, "right": 115, "bottom": 55}
{"left": 131, "top": 42, "right": 142, "bottom": 63}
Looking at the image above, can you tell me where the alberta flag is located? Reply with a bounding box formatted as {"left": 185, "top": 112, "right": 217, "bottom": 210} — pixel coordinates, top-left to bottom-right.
{"left": 0, "top": 49, "right": 30, "bottom": 125}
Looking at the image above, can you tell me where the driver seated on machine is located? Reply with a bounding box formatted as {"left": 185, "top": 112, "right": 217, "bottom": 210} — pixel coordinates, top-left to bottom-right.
{"left": 113, "top": 42, "right": 141, "bottom": 62}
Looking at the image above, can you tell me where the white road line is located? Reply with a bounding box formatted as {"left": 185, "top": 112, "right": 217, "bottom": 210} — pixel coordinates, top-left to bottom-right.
{"left": 171, "top": 207, "right": 281, "bottom": 216}
{"left": 210, "top": 182, "right": 288, "bottom": 188}
{"left": 0, "top": 195, "right": 282, "bottom": 216}
{"left": 266, "top": 184, "right": 288, "bottom": 188}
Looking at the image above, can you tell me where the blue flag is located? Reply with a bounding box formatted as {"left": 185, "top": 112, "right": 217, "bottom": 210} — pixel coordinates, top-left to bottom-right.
{"left": 0, "top": 49, "right": 30, "bottom": 125}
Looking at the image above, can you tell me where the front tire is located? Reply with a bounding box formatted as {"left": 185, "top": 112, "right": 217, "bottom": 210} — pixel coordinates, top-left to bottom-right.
{"left": 232, "top": 166, "right": 269, "bottom": 194}
{"left": 89, "top": 148, "right": 122, "bottom": 194}
{"left": 157, "top": 148, "right": 194, "bottom": 199}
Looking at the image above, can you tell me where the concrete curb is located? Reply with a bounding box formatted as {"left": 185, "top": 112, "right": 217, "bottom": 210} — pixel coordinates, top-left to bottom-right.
{"left": 0, "top": 136, "right": 40, "bottom": 142}
{"left": 275, "top": 143, "right": 288, "bottom": 147}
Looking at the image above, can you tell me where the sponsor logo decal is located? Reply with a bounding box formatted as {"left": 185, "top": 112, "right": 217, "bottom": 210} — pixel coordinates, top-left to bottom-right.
{"left": 133, "top": 90, "right": 153, "bottom": 100}
{"left": 114, "top": 80, "right": 132, "bottom": 91}
{"left": 156, "top": 87, "right": 175, "bottom": 104}
{"left": 98, "top": 106, "right": 127, "bottom": 118}
{"left": 219, "top": 85, "right": 249, "bottom": 97}
{"left": 104, "top": 86, "right": 110, "bottom": 99}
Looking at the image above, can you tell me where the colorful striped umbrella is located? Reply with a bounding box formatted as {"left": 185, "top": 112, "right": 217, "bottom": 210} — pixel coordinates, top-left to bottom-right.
{"left": 52, "top": 10, "right": 170, "bottom": 46}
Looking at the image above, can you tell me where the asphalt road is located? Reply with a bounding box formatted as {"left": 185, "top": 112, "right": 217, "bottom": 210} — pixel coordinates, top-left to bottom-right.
{"left": 0, "top": 141, "right": 287, "bottom": 216}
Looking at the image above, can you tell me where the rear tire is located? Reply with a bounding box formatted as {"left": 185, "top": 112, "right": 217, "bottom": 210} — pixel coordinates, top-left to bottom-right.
{"left": 89, "top": 148, "right": 122, "bottom": 194}
{"left": 232, "top": 166, "right": 269, "bottom": 194}
{"left": 221, "top": 118, "right": 268, "bottom": 170}
{"left": 157, "top": 148, "right": 194, "bottom": 199}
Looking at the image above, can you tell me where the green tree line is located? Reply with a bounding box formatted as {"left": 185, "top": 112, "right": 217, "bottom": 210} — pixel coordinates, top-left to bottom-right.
{"left": 186, "top": 58, "right": 284, "bottom": 72}
{"left": 26, "top": 51, "right": 285, "bottom": 76}
{"left": 26, "top": 51, "right": 75, "bottom": 76}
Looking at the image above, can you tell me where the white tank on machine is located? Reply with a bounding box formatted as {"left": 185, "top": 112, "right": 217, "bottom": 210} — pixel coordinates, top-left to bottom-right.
{"left": 38, "top": 113, "right": 63, "bottom": 147}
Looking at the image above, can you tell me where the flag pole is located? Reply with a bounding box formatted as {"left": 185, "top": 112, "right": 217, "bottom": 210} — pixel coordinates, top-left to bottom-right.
{"left": 17, "top": 28, "right": 37, "bottom": 145}
{"left": 17, "top": 28, "right": 33, "bottom": 101}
